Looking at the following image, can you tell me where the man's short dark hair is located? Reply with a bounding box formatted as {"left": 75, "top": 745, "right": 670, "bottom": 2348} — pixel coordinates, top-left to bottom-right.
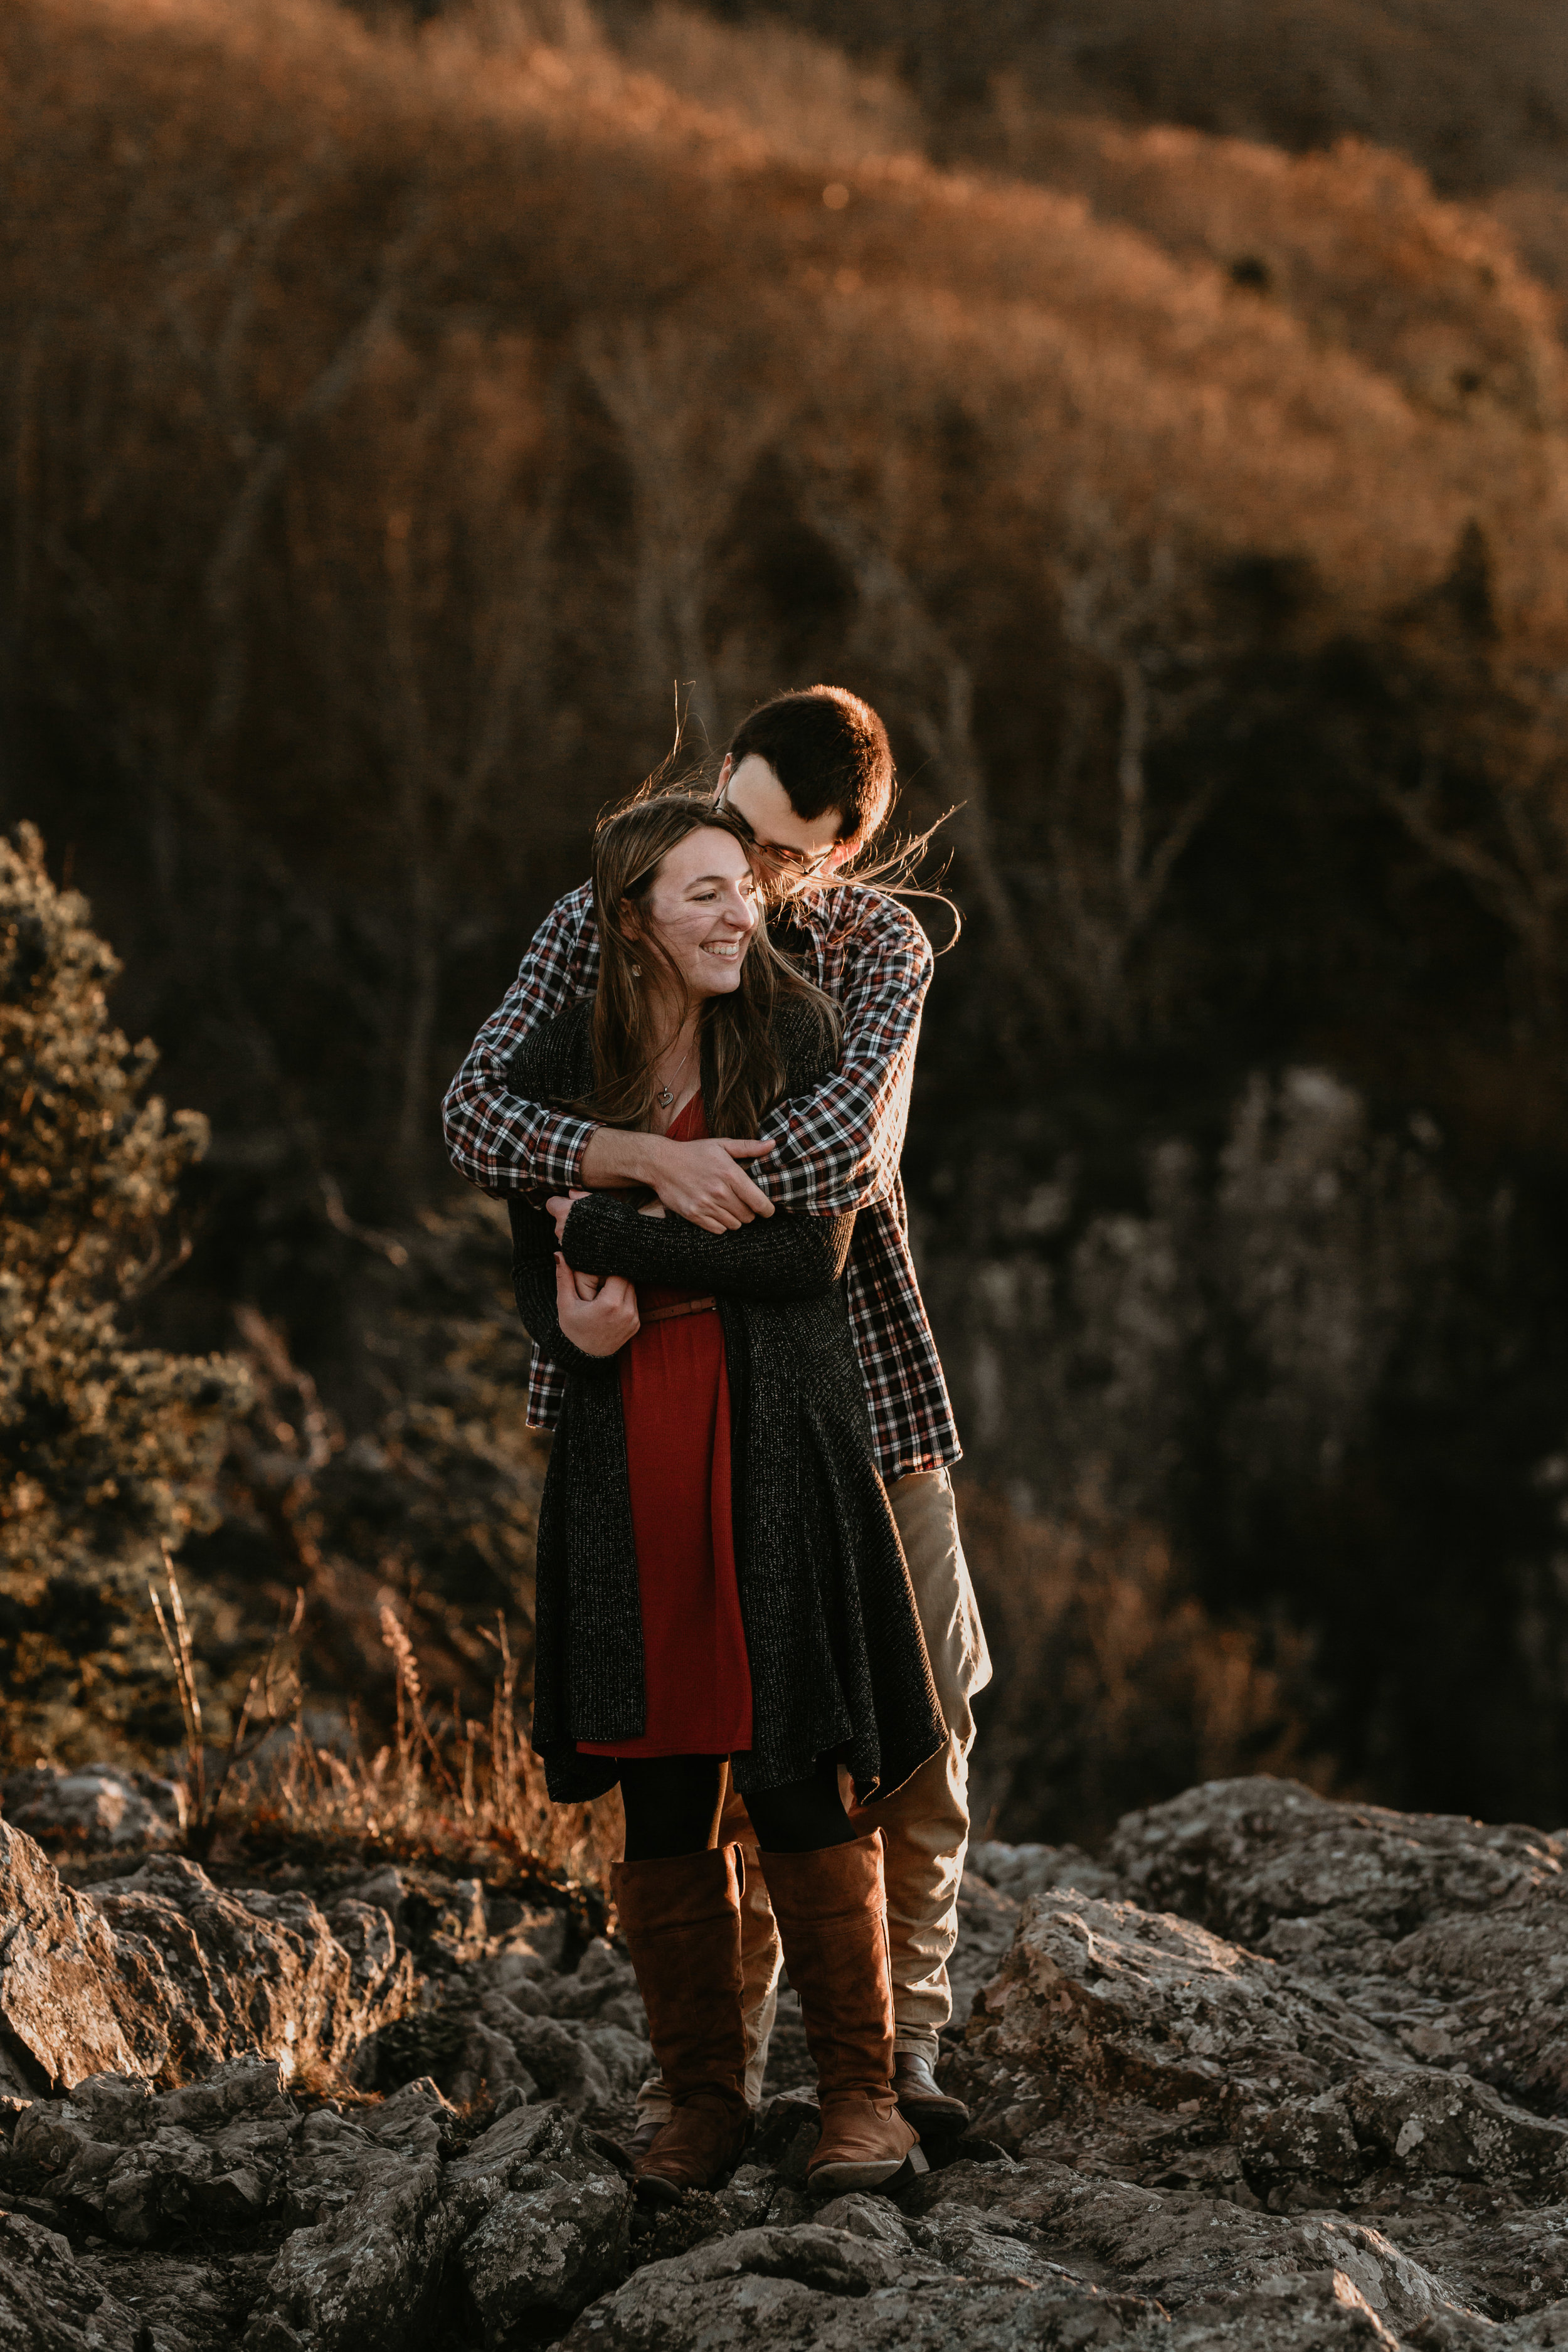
{"left": 726, "top": 687, "right": 894, "bottom": 849}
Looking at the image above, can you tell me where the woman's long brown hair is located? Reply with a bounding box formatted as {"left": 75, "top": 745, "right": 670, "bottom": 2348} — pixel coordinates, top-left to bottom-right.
{"left": 582, "top": 793, "right": 838, "bottom": 1137}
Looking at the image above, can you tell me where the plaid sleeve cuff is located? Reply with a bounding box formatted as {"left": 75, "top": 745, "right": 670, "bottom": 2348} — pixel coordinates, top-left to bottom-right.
{"left": 531, "top": 1110, "right": 595, "bottom": 1192}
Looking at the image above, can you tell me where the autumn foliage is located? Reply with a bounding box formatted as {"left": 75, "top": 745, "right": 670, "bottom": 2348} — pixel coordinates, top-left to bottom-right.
{"left": 8, "top": 0, "right": 1568, "bottom": 1826}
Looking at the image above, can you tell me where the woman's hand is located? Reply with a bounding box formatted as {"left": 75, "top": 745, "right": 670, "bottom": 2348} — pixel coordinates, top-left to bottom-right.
{"left": 546, "top": 1189, "right": 590, "bottom": 1245}
{"left": 554, "top": 1254, "right": 639, "bottom": 1357}
{"left": 547, "top": 1190, "right": 603, "bottom": 1298}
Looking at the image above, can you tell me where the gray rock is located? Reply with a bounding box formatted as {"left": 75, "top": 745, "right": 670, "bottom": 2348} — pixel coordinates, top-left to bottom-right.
{"left": 242, "top": 2154, "right": 458, "bottom": 2352}
{"left": 1344, "top": 2067, "right": 1568, "bottom": 2181}
{"left": 15, "top": 2058, "right": 299, "bottom": 2246}
{"left": 3, "top": 1766, "right": 187, "bottom": 1854}
{"left": 970, "top": 1840, "right": 1126, "bottom": 1904}
{"left": 0, "top": 2208, "right": 143, "bottom": 2352}
{"left": 1162, "top": 2275, "right": 1404, "bottom": 2349}
{"left": 22, "top": 1771, "right": 1568, "bottom": 2351}
{"left": 501, "top": 2016, "right": 613, "bottom": 2108}
{"left": 88, "top": 1858, "right": 416, "bottom": 2087}
{"left": 909, "top": 2159, "right": 1475, "bottom": 2325}
{"left": 1387, "top": 1888, "right": 1568, "bottom": 2114}
{"left": 0, "top": 1821, "right": 153, "bottom": 2089}
{"left": 556, "top": 2221, "right": 1155, "bottom": 2352}
{"left": 1108, "top": 1779, "right": 1562, "bottom": 1959}
{"left": 459, "top": 2169, "right": 631, "bottom": 2341}
{"left": 947, "top": 1869, "right": 1027, "bottom": 2026}
{"left": 956, "top": 1883, "right": 1405, "bottom": 2149}
{"left": 441, "top": 2100, "right": 633, "bottom": 2341}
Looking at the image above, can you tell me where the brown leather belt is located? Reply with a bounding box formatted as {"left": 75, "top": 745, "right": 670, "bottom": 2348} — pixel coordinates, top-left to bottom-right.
{"left": 639, "top": 1295, "right": 718, "bottom": 1325}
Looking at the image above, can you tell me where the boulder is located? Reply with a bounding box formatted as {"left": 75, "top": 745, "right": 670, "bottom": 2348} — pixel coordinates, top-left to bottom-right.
{"left": 240, "top": 2154, "right": 457, "bottom": 2352}
{"left": 1, "top": 1826, "right": 415, "bottom": 2093}
{"left": 0, "top": 2209, "right": 144, "bottom": 2352}
{"left": 16, "top": 1772, "right": 1568, "bottom": 2349}
{"left": 955, "top": 1885, "right": 1404, "bottom": 2147}
{"left": 87, "top": 1859, "right": 416, "bottom": 2085}
{"left": 970, "top": 1840, "right": 1126, "bottom": 1904}
{"left": 552, "top": 2222, "right": 1128, "bottom": 2352}
{"left": 907, "top": 2159, "right": 1476, "bottom": 2329}
{"left": 3, "top": 1766, "right": 186, "bottom": 1854}
{"left": 450, "top": 2104, "right": 633, "bottom": 2344}
{"left": 1108, "top": 1780, "right": 1564, "bottom": 1963}
{"left": 0, "top": 1822, "right": 149, "bottom": 2091}
{"left": 1387, "top": 1887, "right": 1568, "bottom": 2114}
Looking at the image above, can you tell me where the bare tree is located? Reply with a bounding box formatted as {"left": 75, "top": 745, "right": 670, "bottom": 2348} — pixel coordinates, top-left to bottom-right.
{"left": 283, "top": 332, "right": 563, "bottom": 1187}
{"left": 577, "top": 318, "right": 790, "bottom": 750}
{"left": 1039, "top": 512, "right": 1227, "bottom": 1043}
{"left": 1375, "top": 680, "right": 1568, "bottom": 1039}
{"left": 800, "top": 480, "right": 1225, "bottom": 1048}
{"left": 380, "top": 384, "right": 559, "bottom": 1179}
{"left": 7, "top": 184, "right": 419, "bottom": 1095}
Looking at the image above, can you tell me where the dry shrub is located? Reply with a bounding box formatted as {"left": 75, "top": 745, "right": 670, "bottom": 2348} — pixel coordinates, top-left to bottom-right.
{"left": 984, "top": 105, "right": 1567, "bottom": 431}
{"left": 960, "top": 1485, "right": 1327, "bottom": 1850}
{"left": 610, "top": 1, "right": 923, "bottom": 164}
{"left": 220, "top": 1597, "right": 624, "bottom": 1891}
{"left": 738, "top": 0, "right": 1568, "bottom": 199}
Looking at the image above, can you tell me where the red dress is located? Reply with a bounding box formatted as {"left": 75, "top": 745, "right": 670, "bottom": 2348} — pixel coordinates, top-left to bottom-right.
{"left": 576, "top": 1090, "right": 755, "bottom": 1759}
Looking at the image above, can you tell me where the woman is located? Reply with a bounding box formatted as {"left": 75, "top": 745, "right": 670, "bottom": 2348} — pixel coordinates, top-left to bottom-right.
{"left": 506, "top": 792, "right": 945, "bottom": 2205}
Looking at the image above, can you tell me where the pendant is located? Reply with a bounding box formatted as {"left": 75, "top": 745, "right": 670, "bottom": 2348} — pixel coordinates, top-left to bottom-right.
{"left": 655, "top": 1084, "right": 675, "bottom": 1108}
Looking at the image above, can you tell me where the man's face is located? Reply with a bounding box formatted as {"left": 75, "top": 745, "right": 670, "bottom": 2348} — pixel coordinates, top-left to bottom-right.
{"left": 718, "top": 754, "right": 845, "bottom": 901}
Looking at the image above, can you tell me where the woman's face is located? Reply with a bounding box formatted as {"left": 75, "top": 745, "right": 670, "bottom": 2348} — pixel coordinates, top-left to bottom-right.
{"left": 636, "top": 826, "right": 759, "bottom": 999}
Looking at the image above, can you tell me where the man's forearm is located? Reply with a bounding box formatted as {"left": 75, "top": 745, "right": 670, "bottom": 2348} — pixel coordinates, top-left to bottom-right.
{"left": 578, "top": 1125, "right": 775, "bottom": 1230}
{"left": 580, "top": 1126, "right": 665, "bottom": 1189}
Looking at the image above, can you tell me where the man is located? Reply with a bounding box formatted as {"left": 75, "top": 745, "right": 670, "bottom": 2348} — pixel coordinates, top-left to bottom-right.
{"left": 442, "top": 685, "right": 990, "bottom": 2133}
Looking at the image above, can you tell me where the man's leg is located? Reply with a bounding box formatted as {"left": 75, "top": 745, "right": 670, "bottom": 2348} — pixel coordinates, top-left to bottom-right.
{"left": 631, "top": 1774, "right": 784, "bottom": 2146}
{"left": 872, "top": 1468, "right": 988, "bottom": 2122}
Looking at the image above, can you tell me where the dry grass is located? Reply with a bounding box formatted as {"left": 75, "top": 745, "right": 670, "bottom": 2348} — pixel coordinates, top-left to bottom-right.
{"left": 157, "top": 1562, "right": 623, "bottom": 1890}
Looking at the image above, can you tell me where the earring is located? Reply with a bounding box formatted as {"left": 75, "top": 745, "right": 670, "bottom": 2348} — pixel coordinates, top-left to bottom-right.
{"left": 630, "top": 962, "right": 642, "bottom": 978}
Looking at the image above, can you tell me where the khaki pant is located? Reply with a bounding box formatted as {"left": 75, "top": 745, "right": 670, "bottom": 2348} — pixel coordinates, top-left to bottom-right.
{"left": 637, "top": 1468, "right": 990, "bottom": 2116}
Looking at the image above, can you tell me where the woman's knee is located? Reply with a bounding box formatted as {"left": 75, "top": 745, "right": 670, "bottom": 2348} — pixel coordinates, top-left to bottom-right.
{"left": 618, "top": 1756, "right": 726, "bottom": 1860}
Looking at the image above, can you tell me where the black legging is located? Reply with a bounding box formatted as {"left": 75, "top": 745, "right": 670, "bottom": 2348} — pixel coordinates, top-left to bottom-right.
{"left": 618, "top": 1754, "right": 857, "bottom": 1863}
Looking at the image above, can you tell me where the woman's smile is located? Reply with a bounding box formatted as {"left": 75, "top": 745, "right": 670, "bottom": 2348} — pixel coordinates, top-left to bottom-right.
{"left": 640, "top": 826, "right": 759, "bottom": 998}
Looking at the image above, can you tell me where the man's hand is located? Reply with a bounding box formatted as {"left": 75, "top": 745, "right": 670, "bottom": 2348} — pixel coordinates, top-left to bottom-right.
{"left": 554, "top": 1256, "right": 638, "bottom": 1355}
{"left": 580, "top": 1128, "right": 775, "bottom": 1234}
{"left": 645, "top": 1138, "right": 775, "bottom": 1232}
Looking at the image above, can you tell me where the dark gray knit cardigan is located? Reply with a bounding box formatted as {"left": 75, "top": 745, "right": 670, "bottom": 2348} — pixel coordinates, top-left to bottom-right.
{"left": 506, "top": 999, "right": 945, "bottom": 1808}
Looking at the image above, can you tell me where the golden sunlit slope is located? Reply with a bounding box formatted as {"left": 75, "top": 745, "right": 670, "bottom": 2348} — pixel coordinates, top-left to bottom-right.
{"left": 609, "top": 6, "right": 1567, "bottom": 428}
{"left": 985, "top": 110, "right": 1566, "bottom": 430}
{"left": 6, "top": 0, "right": 1568, "bottom": 655}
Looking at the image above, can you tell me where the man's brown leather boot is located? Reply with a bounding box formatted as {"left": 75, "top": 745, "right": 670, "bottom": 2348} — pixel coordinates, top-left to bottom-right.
{"left": 612, "top": 1845, "right": 751, "bottom": 2205}
{"left": 760, "top": 1831, "right": 926, "bottom": 2196}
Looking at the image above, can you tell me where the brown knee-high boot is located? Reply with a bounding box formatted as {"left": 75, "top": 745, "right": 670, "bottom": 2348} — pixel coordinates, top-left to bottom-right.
{"left": 760, "top": 1830, "right": 926, "bottom": 2196}
{"left": 612, "top": 1845, "right": 751, "bottom": 2203}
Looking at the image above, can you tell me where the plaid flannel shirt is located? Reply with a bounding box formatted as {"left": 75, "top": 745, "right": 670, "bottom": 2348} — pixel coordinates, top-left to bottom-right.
{"left": 442, "top": 879, "right": 961, "bottom": 1480}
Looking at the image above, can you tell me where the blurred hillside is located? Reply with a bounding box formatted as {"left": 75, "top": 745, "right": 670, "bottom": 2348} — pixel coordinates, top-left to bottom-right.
{"left": 6, "top": 0, "right": 1568, "bottom": 1834}
{"left": 644, "top": 0, "right": 1568, "bottom": 198}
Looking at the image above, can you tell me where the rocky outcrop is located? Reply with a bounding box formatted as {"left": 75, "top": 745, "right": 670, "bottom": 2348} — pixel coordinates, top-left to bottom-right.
{"left": 0, "top": 1822, "right": 415, "bottom": 2092}
{"left": 11, "top": 1777, "right": 1568, "bottom": 2348}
